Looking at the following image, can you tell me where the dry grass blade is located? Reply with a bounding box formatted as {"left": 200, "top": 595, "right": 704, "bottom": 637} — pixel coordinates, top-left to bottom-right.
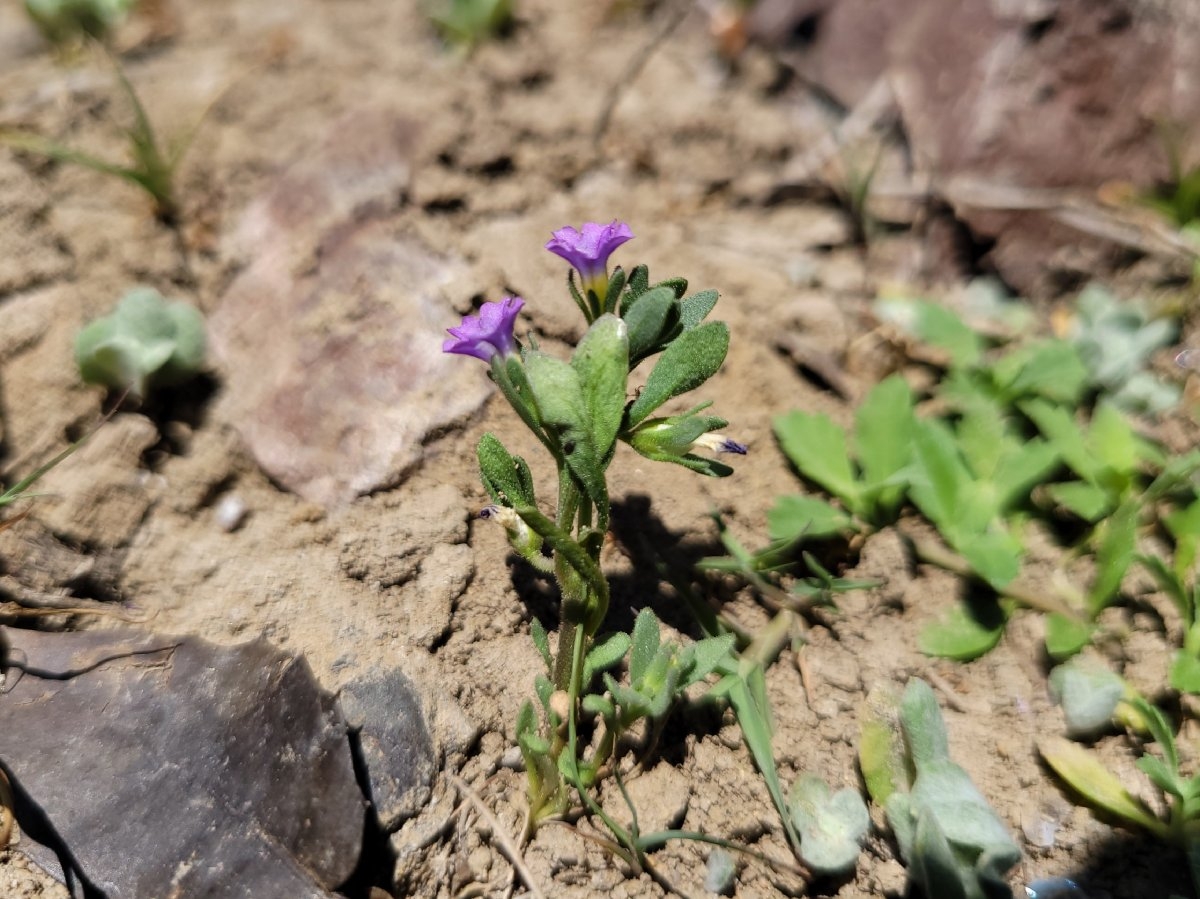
{"left": 447, "top": 774, "right": 546, "bottom": 899}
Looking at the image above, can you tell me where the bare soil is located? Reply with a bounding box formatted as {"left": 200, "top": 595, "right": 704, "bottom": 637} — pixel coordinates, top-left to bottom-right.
{"left": 0, "top": 2, "right": 1192, "bottom": 897}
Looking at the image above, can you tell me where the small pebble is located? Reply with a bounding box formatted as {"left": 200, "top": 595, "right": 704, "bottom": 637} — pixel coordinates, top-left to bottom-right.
{"left": 215, "top": 494, "right": 248, "bottom": 532}
{"left": 1027, "top": 877, "right": 1088, "bottom": 899}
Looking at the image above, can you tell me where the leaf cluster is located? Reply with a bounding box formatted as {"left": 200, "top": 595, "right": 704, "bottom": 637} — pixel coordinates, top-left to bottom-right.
{"left": 75, "top": 287, "right": 206, "bottom": 400}
{"left": 860, "top": 679, "right": 1020, "bottom": 899}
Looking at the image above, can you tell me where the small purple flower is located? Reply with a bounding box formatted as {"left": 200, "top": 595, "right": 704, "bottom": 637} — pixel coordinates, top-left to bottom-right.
{"left": 545, "top": 220, "right": 633, "bottom": 297}
{"left": 443, "top": 296, "right": 525, "bottom": 361}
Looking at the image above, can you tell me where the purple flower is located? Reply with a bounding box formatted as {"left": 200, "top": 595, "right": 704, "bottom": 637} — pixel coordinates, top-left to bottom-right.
{"left": 443, "top": 296, "right": 524, "bottom": 361}
{"left": 545, "top": 220, "right": 633, "bottom": 297}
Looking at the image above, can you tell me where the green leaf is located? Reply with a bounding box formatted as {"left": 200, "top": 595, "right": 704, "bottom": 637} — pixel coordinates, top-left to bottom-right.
{"left": 1046, "top": 481, "right": 1112, "bottom": 522}
{"left": 679, "top": 289, "right": 719, "bottom": 329}
{"left": 627, "top": 321, "right": 729, "bottom": 426}
{"left": 571, "top": 313, "right": 629, "bottom": 463}
{"left": 1044, "top": 613, "right": 1095, "bottom": 661}
{"left": 899, "top": 678, "right": 951, "bottom": 767}
{"left": 476, "top": 433, "right": 536, "bottom": 508}
{"left": 1020, "top": 398, "right": 1099, "bottom": 483}
{"left": 622, "top": 286, "right": 676, "bottom": 364}
{"left": 628, "top": 608, "right": 661, "bottom": 686}
{"left": 991, "top": 438, "right": 1060, "bottom": 512}
{"left": 1089, "top": 402, "right": 1142, "bottom": 475}
{"left": 524, "top": 353, "right": 607, "bottom": 511}
{"left": 530, "top": 617, "right": 552, "bottom": 671}
{"left": 1170, "top": 652, "right": 1200, "bottom": 695}
{"left": 957, "top": 530, "right": 1021, "bottom": 590}
{"left": 774, "top": 411, "right": 861, "bottom": 511}
{"left": 858, "top": 684, "right": 909, "bottom": 806}
{"left": 1166, "top": 498, "right": 1200, "bottom": 577}
{"left": 583, "top": 631, "right": 631, "bottom": 686}
{"left": 788, "top": 774, "right": 869, "bottom": 875}
{"left": 1088, "top": 502, "right": 1137, "bottom": 615}
{"left": 996, "top": 339, "right": 1087, "bottom": 404}
{"left": 1039, "top": 737, "right": 1167, "bottom": 837}
{"left": 905, "top": 301, "right": 984, "bottom": 368}
{"left": 680, "top": 633, "right": 736, "bottom": 688}
{"left": 908, "top": 419, "right": 968, "bottom": 535}
{"left": 766, "top": 495, "right": 855, "bottom": 543}
{"left": 919, "top": 597, "right": 1008, "bottom": 661}
{"left": 854, "top": 375, "right": 914, "bottom": 518}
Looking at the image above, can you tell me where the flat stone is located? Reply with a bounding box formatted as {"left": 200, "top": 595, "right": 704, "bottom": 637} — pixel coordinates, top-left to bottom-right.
{"left": 0, "top": 628, "right": 363, "bottom": 899}
{"left": 338, "top": 669, "right": 438, "bottom": 832}
{"left": 211, "top": 109, "right": 490, "bottom": 507}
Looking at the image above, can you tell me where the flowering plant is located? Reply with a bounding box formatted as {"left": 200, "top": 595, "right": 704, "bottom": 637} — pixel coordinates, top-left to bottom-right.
{"left": 445, "top": 222, "right": 743, "bottom": 848}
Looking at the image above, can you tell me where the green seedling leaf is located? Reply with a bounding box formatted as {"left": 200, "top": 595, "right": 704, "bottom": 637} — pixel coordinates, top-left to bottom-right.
{"left": 908, "top": 419, "right": 970, "bottom": 535}
{"left": 1170, "top": 652, "right": 1200, "bottom": 695}
{"left": 75, "top": 286, "right": 206, "bottom": 398}
{"left": 876, "top": 298, "right": 984, "bottom": 367}
{"left": 679, "top": 289, "right": 719, "bottom": 329}
{"left": 583, "top": 632, "right": 631, "bottom": 686}
{"left": 1020, "top": 398, "right": 1099, "bottom": 483}
{"left": 1046, "top": 482, "right": 1111, "bottom": 522}
{"left": 1044, "top": 613, "right": 1095, "bottom": 661}
{"left": 1048, "top": 659, "right": 1125, "bottom": 738}
{"left": 477, "top": 433, "right": 536, "bottom": 508}
{"left": 858, "top": 683, "right": 910, "bottom": 807}
{"left": 995, "top": 339, "right": 1088, "bottom": 404}
{"left": 774, "top": 411, "right": 861, "bottom": 512}
{"left": 1088, "top": 502, "right": 1137, "bottom": 616}
{"left": 1038, "top": 736, "right": 1168, "bottom": 837}
{"left": 788, "top": 774, "right": 870, "bottom": 875}
{"left": 1166, "top": 498, "right": 1200, "bottom": 578}
{"left": 854, "top": 375, "right": 915, "bottom": 519}
{"left": 766, "top": 494, "right": 855, "bottom": 543}
{"left": 428, "top": 0, "right": 513, "bottom": 47}
{"left": 627, "top": 321, "right": 729, "bottom": 426}
{"left": 957, "top": 530, "right": 1022, "bottom": 591}
{"left": 25, "top": 0, "right": 133, "bottom": 45}
{"left": 622, "top": 286, "right": 677, "bottom": 364}
{"left": 680, "top": 633, "right": 736, "bottom": 688}
{"left": 919, "top": 597, "right": 1008, "bottom": 661}
{"left": 885, "top": 680, "right": 1021, "bottom": 899}
{"left": 571, "top": 313, "right": 629, "bottom": 463}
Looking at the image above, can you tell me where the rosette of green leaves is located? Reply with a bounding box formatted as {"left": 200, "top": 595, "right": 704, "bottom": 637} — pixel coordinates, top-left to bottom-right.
{"left": 75, "top": 287, "right": 206, "bottom": 399}
{"left": 859, "top": 679, "right": 1020, "bottom": 899}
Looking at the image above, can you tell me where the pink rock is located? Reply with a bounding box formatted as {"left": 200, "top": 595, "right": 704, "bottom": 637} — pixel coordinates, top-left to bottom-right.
{"left": 211, "top": 110, "right": 489, "bottom": 506}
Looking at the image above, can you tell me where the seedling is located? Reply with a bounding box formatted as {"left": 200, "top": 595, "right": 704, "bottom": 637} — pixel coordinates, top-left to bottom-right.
{"left": 773, "top": 374, "right": 915, "bottom": 528}
{"left": 1040, "top": 696, "right": 1200, "bottom": 894}
{"left": 75, "top": 286, "right": 206, "bottom": 400}
{"left": 24, "top": 0, "right": 132, "bottom": 48}
{"left": 1, "top": 53, "right": 204, "bottom": 224}
{"left": 788, "top": 774, "right": 870, "bottom": 876}
{"left": 449, "top": 222, "right": 760, "bottom": 871}
{"left": 860, "top": 678, "right": 1021, "bottom": 899}
{"left": 426, "top": 0, "right": 513, "bottom": 49}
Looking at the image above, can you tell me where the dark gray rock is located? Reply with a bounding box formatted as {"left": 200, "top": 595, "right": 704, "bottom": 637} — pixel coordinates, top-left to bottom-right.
{"left": 0, "top": 628, "right": 364, "bottom": 899}
{"left": 338, "top": 669, "right": 437, "bottom": 832}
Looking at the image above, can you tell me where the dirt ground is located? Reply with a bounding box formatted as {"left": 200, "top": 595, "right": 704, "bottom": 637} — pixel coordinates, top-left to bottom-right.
{"left": 0, "top": 2, "right": 1195, "bottom": 897}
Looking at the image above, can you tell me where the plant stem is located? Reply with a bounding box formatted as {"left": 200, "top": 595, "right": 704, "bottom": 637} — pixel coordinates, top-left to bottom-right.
{"left": 902, "top": 528, "right": 1085, "bottom": 621}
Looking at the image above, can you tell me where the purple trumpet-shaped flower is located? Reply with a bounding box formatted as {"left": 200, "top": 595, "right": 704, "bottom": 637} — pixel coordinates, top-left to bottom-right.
{"left": 545, "top": 220, "right": 633, "bottom": 299}
{"left": 443, "top": 296, "right": 525, "bottom": 361}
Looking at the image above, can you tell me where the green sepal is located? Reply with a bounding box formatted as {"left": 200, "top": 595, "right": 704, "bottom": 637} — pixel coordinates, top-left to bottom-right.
{"left": 566, "top": 269, "right": 591, "bottom": 322}
{"left": 476, "top": 433, "right": 536, "bottom": 508}
{"left": 604, "top": 266, "right": 628, "bottom": 315}
{"left": 620, "top": 264, "right": 651, "bottom": 314}
{"left": 627, "top": 321, "right": 730, "bottom": 426}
